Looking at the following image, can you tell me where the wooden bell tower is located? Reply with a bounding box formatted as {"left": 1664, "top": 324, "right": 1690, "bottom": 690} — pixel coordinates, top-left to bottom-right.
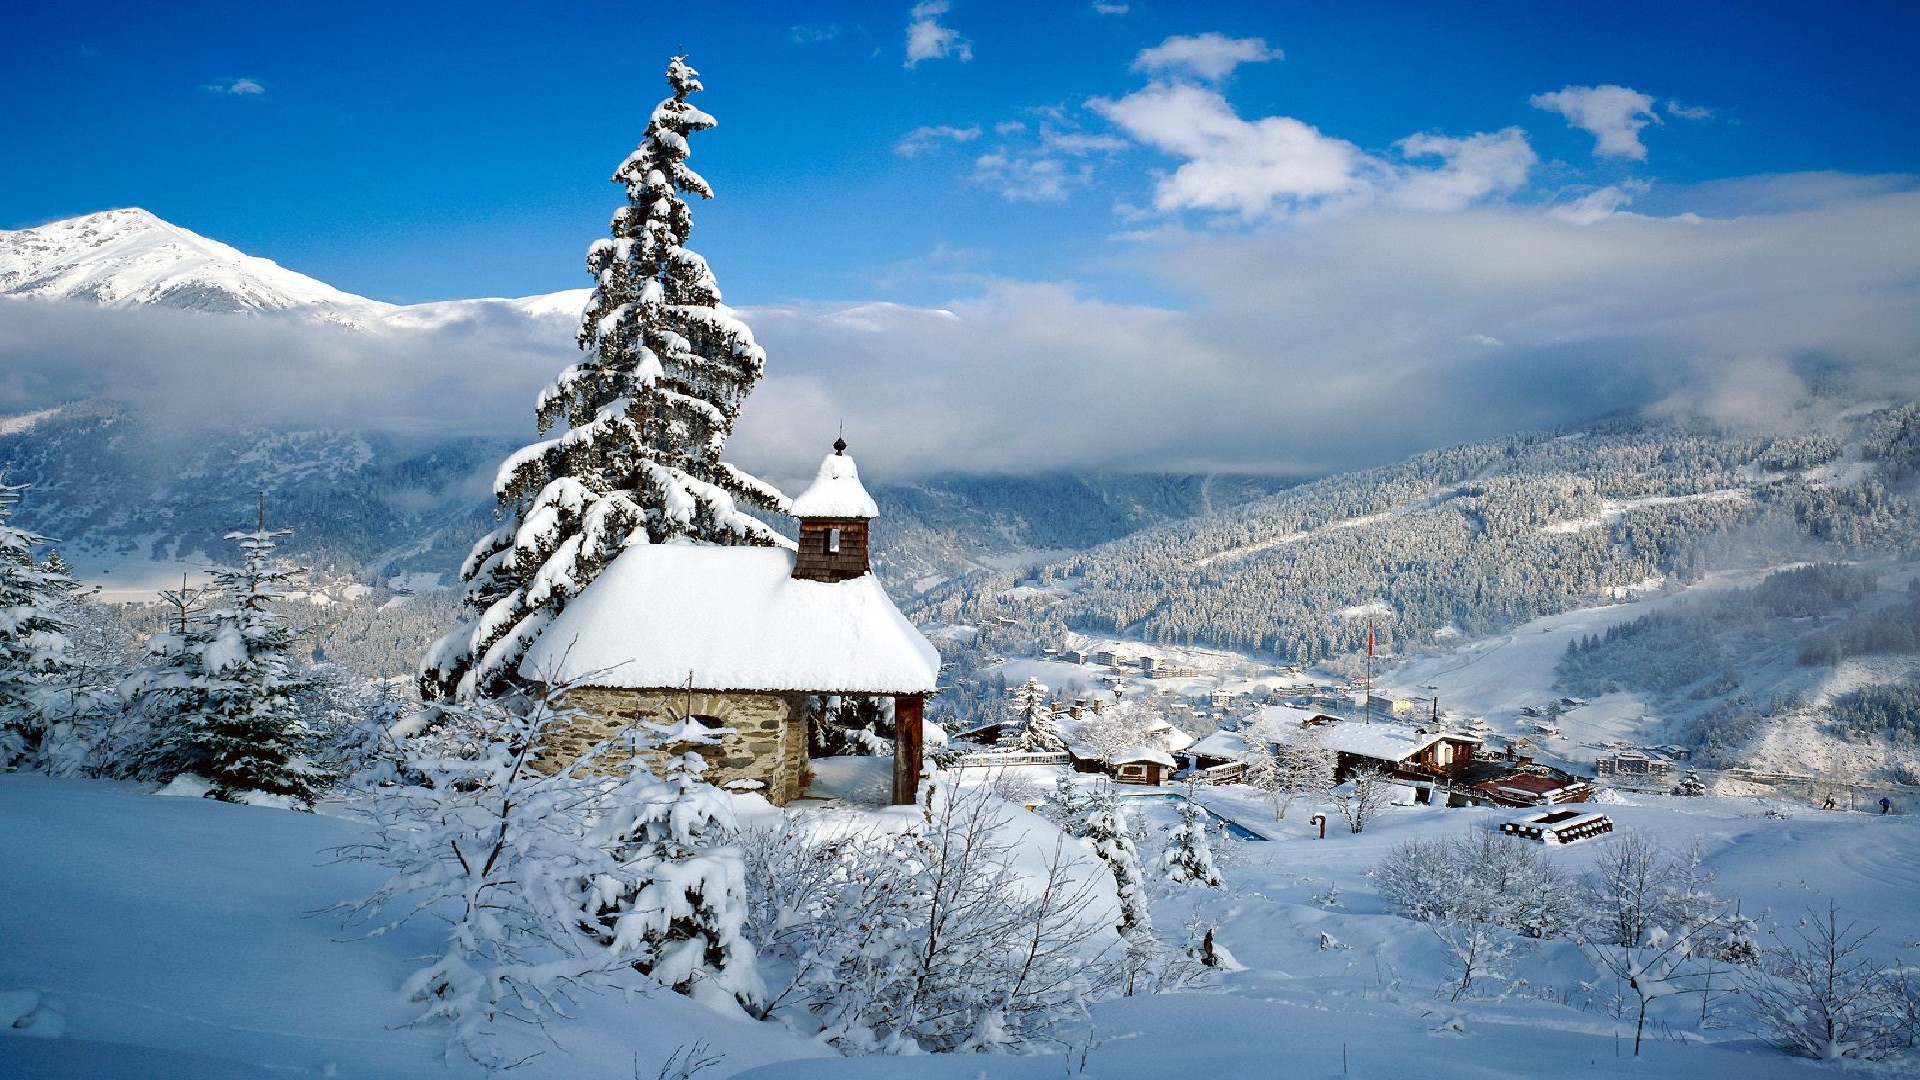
{"left": 790, "top": 438, "right": 876, "bottom": 583}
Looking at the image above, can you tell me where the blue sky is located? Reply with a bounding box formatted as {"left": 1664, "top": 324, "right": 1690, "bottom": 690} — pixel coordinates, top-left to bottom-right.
{"left": 8, "top": 1, "right": 1917, "bottom": 305}
{"left": 6, "top": 1, "right": 1920, "bottom": 480}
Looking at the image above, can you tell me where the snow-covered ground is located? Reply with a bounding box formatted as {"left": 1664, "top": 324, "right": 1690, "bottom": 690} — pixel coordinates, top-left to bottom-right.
{"left": 5, "top": 770, "right": 1915, "bottom": 1079}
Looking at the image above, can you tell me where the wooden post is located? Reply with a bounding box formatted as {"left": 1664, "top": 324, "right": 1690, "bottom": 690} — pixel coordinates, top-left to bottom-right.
{"left": 892, "top": 693, "right": 925, "bottom": 805}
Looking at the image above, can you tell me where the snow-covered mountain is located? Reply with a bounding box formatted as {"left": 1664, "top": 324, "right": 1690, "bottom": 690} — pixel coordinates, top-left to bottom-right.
{"left": 0, "top": 207, "right": 603, "bottom": 334}
{"left": 0, "top": 208, "right": 388, "bottom": 321}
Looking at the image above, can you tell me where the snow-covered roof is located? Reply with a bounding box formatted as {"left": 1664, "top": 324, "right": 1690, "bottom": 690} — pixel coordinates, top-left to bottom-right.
{"left": 789, "top": 446, "right": 879, "bottom": 519}
{"left": 1138, "top": 720, "right": 1195, "bottom": 753}
{"left": 1187, "top": 729, "right": 1253, "bottom": 760}
{"left": 1112, "top": 745, "right": 1177, "bottom": 767}
{"left": 519, "top": 542, "right": 939, "bottom": 695}
{"left": 1317, "top": 723, "right": 1452, "bottom": 763}
{"left": 1242, "top": 703, "right": 1344, "bottom": 729}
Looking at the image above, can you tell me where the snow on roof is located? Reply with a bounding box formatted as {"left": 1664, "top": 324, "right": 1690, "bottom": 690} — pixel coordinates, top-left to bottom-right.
{"left": 1112, "top": 745, "right": 1177, "bottom": 767}
{"left": 1316, "top": 722, "right": 1451, "bottom": 763}
{"left": 789, "top": 446, "right": 879, "bottom": 519}
{"left": 1148, "top": 722, "right": 1196, "bottom": 753}
{"left": 1187, "top": 729, "right": 1253, "bottom": 760}
{"left": 519, "top": 542, "right": 939, "bottom": 695}
{"left": 1243, "top": 703, "right": 1344, "bottom": 728}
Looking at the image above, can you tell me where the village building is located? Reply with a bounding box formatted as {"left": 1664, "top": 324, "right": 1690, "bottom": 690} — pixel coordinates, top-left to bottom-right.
{"left": 1060, "top": 714, "right": 1193, "bottom": 781}
{"left": 1241, "top": 703, "right": 1346, "bottom": 729}
{"left": 1317, "top": 722, "right": 1482, "bottom": 786}
{"left": 1109, "top": 745, "right": 1178, "bottom": 785}
{"left": 1469, "top": 768, "right": 1595, "bottom": 807}
{"left": 1595, "top": 749, "right": 1674, "bottom": 782}
{"left": 519, "top": 440, "right": 941, "bottom": 806}
{"left": 1179, "top": 728, "right": 1254, "bottom": 783}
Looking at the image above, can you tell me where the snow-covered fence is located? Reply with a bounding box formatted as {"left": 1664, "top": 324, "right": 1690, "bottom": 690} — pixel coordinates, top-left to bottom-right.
{"left": 949, "top": 750, "right": 1071, "bottom": 769}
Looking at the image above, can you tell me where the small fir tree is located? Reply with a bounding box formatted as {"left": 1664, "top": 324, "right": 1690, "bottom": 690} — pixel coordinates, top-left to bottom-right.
{"left": 125, "top": 526, "right": 324, "bottom": 806}
{"left": 583, "top": 718, "right": 764, "bottom": 1011}
{"left": 423, "top": 55, "right": 789, "bottom": 703}
{"left": 1054, "top": 777, "right": 1151, "bottom": 936}
{"left": 0, "top": 481, "right": 80, "bottom": 770}
{"left": 1163, "top": 796, "right": 1224, "bottom": 887}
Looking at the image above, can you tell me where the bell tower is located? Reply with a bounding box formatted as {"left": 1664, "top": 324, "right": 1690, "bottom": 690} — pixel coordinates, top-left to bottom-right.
{"left": 790, "top": 438, "right": 878, "bottom": 583}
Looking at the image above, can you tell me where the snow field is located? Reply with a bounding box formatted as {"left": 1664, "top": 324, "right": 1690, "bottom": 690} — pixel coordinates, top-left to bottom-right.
{"left": 5, "top": 768, "right": 1917, "bottom": 1079}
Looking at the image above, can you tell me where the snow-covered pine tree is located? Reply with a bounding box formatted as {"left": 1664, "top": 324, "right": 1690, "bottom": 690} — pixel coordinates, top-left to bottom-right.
{"left": 1013, "top": 678, "right": 1064, "bottom": 752}
{"left": 0, "top": 480, "right": 78, "bottom": 770}
{"left": 125, "top": 526, "right": 324, "bottom": 807}
{"left": 1674, "top": 768, "right": 1707, "bottom": 796}
{"left": 1163, "top": 796, "right": 1223, "bottom": 887}
{"left": 1067, "top": 780, "right": 1152, "bottom": 936}
{"left": 422, "top": 56, "right": 790, "bottom": 703}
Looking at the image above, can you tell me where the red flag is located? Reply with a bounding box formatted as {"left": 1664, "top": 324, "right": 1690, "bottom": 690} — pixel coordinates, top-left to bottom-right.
{"left": 1367, "top": 620, "right": 1375, "bottom": 656}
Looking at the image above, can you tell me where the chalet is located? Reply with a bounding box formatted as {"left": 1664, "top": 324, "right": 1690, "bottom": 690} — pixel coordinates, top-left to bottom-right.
{"left": 1110, "top": 746, "right": 1177, "bottom": 785}
{"left": 1060, "top": 715, "right": 1193, "bottom": 781}
{"left": 1179, "top": 728, "right": 1254, "bottom": 783}
{"left": 1311, "top": 722, "right": 1482, "bottom": 785}
{"left": 520, "top": 440, "right": 941, "bottom": 806}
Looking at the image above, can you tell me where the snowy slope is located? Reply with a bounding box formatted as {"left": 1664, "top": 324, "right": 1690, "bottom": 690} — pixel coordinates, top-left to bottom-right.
{"left": 5, "top": 772, "right": 1913, "bottom": 1079}
{"left": 0, "top": 209, "right": 387, "bottom": 320}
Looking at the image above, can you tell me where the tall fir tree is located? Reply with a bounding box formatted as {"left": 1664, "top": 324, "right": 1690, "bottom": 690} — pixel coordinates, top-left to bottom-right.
{"left": 424, "top": 56, "right": 789, "bottom": 702}
{"left": 125, "top": 526, "right": 324, "bottom": 807}
{"left": 0, "top": 480, "right": 78, "bottom": 770}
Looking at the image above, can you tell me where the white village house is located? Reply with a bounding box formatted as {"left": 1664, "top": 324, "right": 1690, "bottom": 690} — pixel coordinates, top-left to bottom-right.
{"left": 519, "top": 440, "right": 941, "bottom": 805}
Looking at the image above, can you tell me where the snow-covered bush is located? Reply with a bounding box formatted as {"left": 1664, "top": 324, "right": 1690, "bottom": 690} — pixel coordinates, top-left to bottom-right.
{"left": 1333, "top": 764, "right": 1395, "bottom": 833}
{"left": 1575, "top": 834, "right": 1747, "bottom": 1053}
{"left": 1742, "top": 902, "right": 1917, "bottom": 1061}
{"left": 1374, "top": 829, "right": 1575, "bottom": 938}
{"left": 581, "top": 718, "right": 763, "bottom": 1012}
{"left": 340, "top": 687, "right": 762, "bottom": 1064}
{"left": 739, "top": 781, "right": 1109, "bottom": 1053}
{"left": 1240, "top": 718, "right": 1333, "bottom": 820}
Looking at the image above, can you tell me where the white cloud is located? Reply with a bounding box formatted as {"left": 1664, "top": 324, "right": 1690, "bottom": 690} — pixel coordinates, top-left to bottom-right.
{"left": 1666, "top": 99, "right": 1715, "bottom": 121}
{"left": 972, "top": 152, "right": 1092, "bottom": 202}
{"left": 1089, "top": 82, "right": 1367, "bottom": 217}
{"left": 727, "top": 182, "right": 1920, "bottom": 480}
{"left": 203, "top": 76, "right": 267, "bottom": 96}
{"left": 11, "top": 184, "right": 1915, "bottom": 488}
{"left": 1091, "top": 3, "right": 1129, "bottom": 14}
{"left": 1530, "top": 84, "right": 1659, "bottom": 160}
{"left": 1390, "top": 128, "right": 1537, "bottom": 211}
{"left": 1549, "top": 181, "right": 1648, "bottom": 224}
{"left": 904, "top": 1, "right": 972, "bottom": 68}
{"left": 1131, "top": 33, "right": 1281, "bottom": 82}
{"left": 896, "top": 124, "right": 983, "bottom": 156}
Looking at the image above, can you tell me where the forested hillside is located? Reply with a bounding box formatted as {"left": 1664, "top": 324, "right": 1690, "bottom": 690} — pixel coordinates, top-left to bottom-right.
{"left": 916, "top": 405, "right": 1920, "bottom": 665}
{"left": 0, "top": 401, "right": 1290, "bottom": 599}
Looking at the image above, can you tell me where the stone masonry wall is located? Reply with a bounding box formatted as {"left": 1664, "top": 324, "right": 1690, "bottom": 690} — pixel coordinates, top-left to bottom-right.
{"left": 548, "top": 686, "right": 810, "bottom": 806}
